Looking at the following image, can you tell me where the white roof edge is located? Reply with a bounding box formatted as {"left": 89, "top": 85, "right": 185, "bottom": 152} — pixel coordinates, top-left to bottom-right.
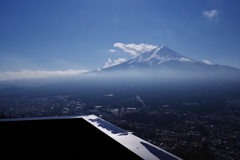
{"left": 83, "top": 115, "right": 183, "bottom": 160}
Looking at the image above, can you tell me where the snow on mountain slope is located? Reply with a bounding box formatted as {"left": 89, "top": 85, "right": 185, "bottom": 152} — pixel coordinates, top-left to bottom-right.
{"left": 128, "top": 46, "right": 196, "bottom": 66}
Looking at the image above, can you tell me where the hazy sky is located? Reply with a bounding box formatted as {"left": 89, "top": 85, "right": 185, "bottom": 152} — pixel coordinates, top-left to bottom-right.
{"left": 0, "top": 0, "right": 240, "bottom": 80}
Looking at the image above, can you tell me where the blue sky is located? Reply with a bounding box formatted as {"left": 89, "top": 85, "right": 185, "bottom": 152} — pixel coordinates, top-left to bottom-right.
{"left": 0, "top": 0, "right": 240, "bottom": 80}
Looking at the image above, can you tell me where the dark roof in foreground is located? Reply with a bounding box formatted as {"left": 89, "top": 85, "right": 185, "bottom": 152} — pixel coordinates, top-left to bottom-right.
{"left": 0, "top": 115, "right": 183, "bottom": 160}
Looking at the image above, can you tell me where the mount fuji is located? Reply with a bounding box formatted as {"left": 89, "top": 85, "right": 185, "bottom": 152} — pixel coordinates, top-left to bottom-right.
{"left": 98, "top": 46, "right": 240, "bottom": 80}
{"left": 127, "top": 45, "right": 196, "bottom": 65}
{"left": 101, "top": 46, "right": 196, "bottom": 70}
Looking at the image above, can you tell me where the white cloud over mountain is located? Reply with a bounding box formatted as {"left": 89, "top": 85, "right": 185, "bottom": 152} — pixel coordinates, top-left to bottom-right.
{"left": 103, "top": 58, "right": 126, "bottom": 68}
{"left": 113, "top": 43, "right": 157, "bottom": 57}
{"left": 0, "top": 69, "right": 88, "bottom": 81}
{"left": 109, "top": 49, "right": 116, "bottom": 52}
{"left": 203, "top": 59, "right": 212, "bottom": 65}
{"left": 203, "top": 10, "right": 219, "bottom": 18}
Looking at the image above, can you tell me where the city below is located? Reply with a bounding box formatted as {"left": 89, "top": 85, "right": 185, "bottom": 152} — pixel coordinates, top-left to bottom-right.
{"left": 1, "top": 93, "right": 240, "bottom": 160}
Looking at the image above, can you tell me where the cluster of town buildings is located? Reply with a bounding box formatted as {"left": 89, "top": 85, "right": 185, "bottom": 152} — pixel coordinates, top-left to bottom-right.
{"left": 0, "top": 94, "right": 240, "bottom": 160}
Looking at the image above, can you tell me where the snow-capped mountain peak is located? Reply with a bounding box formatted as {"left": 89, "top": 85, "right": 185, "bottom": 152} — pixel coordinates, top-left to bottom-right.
{"left": 98, "top": 45, "right": 240, "bottom": 81}
{"left": 128, "top": 45, "right": 196, "bottom": 66}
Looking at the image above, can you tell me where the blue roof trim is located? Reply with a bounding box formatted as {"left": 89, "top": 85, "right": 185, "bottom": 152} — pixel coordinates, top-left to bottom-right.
{"left": 140, "top": 142, "right": 180, "bottom": 160}
{"left": 88, "top": 118, "right": 128, "bottom": 135}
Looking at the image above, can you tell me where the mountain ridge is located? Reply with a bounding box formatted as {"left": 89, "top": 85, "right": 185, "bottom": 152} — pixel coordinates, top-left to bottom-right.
{"left": 99, "top": 45, "right": 239, "bottom": 73}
